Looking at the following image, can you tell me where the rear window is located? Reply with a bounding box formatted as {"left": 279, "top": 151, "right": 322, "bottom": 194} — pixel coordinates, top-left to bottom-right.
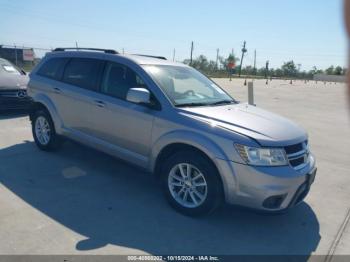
{"left": 37, "top": 58, "right": 68, "bottom": 80}
{"left": 63, "top": 58, "right": 104, "bottom": 91}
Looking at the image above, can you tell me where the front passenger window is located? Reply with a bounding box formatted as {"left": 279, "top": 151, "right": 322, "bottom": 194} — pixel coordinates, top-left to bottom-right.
{"left": 101, "top": 62, "right": 146, "bottom": 100}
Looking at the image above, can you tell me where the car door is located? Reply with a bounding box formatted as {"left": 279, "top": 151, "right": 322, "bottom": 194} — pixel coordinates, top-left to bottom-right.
{"left": 35, "top": 56, "right": 70, "bottom": 120}
{"left": 55, "top": 57, "right": 104, "bottom": 134}
{"left": 88, "top": 61, "right": 155, "bottom": 166}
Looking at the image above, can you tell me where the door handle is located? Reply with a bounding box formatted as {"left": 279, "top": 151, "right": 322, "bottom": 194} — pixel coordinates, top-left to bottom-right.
{"left": 53, "top": 87, "right": 61, "bottom": 94}
{"left": 94, "top": 100, "right": 105, "bottom": 108}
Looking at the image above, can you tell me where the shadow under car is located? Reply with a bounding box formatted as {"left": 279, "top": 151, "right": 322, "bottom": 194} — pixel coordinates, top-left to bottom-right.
{"left": 0, "top": 140, "right": 321, "bottom": 256}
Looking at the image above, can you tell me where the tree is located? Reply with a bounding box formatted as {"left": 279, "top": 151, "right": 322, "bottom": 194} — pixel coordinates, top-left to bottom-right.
{"left": 310, "top": 66, "right": 318, "bottom": 75}
{"left": 241, "top": 65, "right": 254, "bottom": 75}
{"left": 183, "top": 54, "right": 342, "bottom": 80}
{"left": 184, "top": 55, "right": 217, "bottom": 73}
{"left": 207, "top": 60, "right": 217, "bottom": 72}
{"left": 257, "top": 67, "right": 266, "bottom": 76}
{"left": 281, "top": 60, "right": 298, "bottom": 77}
{"left": 191, "top": 55, "right": 209, "bottom": 71}
{"left": 325, "top": 65, "right": 335, "bottom": 75}
{"left": 219, "top": 53, "right": 239, "bottom": 71}
{"left": 275, "top": 68, "right": 283, "bottom": 77}
{"left": 334, "top": 66, "right": 343, "bottom": 75}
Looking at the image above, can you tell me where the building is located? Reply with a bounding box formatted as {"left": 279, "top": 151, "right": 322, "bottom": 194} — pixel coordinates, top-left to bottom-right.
{"left": 0, "top": 45, "right": 36, "bottom": 69}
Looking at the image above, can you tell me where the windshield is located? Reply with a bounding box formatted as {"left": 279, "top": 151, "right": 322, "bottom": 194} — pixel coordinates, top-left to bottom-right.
{"left": 143, "top": 65, "right": 235, "bottom": 107}
{"left": 1, "top": 63, "right": 21, "bottom": 75}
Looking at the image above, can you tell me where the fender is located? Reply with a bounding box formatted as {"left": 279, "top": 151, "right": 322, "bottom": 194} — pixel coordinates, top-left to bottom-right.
{"left": 150, "top": 129, "right": 229, "bottom": 172}
{"left": 31, "top": 93, "right": 64, "bottom": 134}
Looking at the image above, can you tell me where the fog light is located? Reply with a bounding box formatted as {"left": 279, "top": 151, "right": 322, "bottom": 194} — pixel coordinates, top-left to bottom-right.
{"left": 263, "top": 194, "right": 287, "bottom": 209}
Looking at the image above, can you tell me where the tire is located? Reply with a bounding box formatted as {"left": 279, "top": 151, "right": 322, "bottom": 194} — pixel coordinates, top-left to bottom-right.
{"left": 161, "top": 150, "right": 223, "bottom": 216}
{"left": 31, "top": 109, "right": 62, "bottom": 151}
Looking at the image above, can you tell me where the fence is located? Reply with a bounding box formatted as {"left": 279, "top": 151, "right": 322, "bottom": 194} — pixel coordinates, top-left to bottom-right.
{"left": 314, "top": 74, "right": 346, "bottom": 83}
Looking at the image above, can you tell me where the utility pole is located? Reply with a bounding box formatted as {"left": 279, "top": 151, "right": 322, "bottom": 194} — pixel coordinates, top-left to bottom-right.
{"left": 172, "top": 48, "right": 176, "bottom": 62}
{"left": 75, "top": 41, "right": 79, "bottom": 50}
{"left": 238, "top": 41, "right": 247, "bottom": 77}
{"left": 14, "top": 43, "right": 17, "bottom": 66}
{"left": 265, "top": 60, "right": 269, "bottom": 79}
{"left": 190, "top": 41, "right": 194, "bottom": 66}
{"left": 216, "top": 48, "right": 219, "bottom": 70}
{"left": 122, "top": 48, "right": 125, "bottom": 54}
{"left": 253, "top": 49, "right": 257, "bottom": 75}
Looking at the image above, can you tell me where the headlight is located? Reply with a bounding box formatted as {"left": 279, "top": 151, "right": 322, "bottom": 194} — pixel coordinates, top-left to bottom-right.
{"left": 235, "top": 144, "right": 288, "bottom": 166}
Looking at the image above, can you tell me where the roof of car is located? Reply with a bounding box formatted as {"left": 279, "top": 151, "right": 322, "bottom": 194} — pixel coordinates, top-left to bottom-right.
{"left": 46, "top": 50, "right": 187, "bottom": 67}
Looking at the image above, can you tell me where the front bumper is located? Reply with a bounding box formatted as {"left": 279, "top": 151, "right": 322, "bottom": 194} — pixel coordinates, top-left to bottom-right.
{"left": 215, "top": 154, "right": 316, "bottom": 211}
{"left": 0, "top": 89, "right": 32, "bottom": 111}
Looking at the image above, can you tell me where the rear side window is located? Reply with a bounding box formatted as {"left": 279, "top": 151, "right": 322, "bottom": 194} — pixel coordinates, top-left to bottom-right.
{"left": 63, "top": 58, "right": 104, "bottom": 91}
{"left": 37, "top": 58, "right": 68, "bottom": 80}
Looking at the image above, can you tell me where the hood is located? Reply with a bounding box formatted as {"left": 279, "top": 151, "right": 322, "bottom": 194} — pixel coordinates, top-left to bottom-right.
{"left": 0, "top": 73, "right": 29, "bottom": 90}
{"left": 179, "top": 103, "right": 307, "bottom": 146}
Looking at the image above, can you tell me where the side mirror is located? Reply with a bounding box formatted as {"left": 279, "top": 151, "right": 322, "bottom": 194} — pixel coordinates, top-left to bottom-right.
{"left": 21, "top": 69, "right": 27, "bottom": 75}
{"left": 126, "top": 87, "right": 151, "bottom": 105}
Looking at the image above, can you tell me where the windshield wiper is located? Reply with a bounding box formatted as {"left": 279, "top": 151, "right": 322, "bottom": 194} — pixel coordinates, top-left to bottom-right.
{"left": 176, "top": 100, "right": 236, "bottom": 107}
{"left": 175, "top": 102, "right": 210, "bottom": 107}
{"left": 209, "top": 100, "right": 235, "bottom": 106}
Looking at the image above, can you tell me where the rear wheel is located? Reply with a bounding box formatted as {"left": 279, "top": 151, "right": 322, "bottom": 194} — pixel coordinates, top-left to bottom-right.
{"left": 161, "top": 150, "right": 223, "bottom": 216}
{"left": 32, "top": 110, "right": 62, "bottom": 151}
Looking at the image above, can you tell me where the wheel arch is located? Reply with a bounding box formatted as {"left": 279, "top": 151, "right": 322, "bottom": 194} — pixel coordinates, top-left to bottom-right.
{"left": 29, "top": 94, "right": 63, "bottom": 134}
{"left": 154, "top": 143, "right": 218, "bottom": 176}
{"left": 151, "top": 130, "right": 228, "bottom": 171}
{"left": 152, "top": 130, "right": 230, "bottom": 180}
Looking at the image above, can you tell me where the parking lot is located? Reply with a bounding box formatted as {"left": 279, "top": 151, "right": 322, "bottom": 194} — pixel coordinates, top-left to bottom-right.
{"left": 0, "top": 79, "right": 349, "bottom": 256}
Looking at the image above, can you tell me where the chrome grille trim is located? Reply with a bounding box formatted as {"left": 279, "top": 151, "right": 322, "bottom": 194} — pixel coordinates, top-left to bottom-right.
{"left": 285, "top": 141, "right": 310, "bottom": 170}
{"left": 287, "top": 149, "right": 308, "bottom": 159}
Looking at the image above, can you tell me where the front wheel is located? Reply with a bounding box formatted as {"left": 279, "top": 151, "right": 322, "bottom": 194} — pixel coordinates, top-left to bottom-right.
{"left": 32, "top": 110, "right": 62, "bottom": 151}
{"left": 161, "top": 151, "right": 223, "bottom": 216}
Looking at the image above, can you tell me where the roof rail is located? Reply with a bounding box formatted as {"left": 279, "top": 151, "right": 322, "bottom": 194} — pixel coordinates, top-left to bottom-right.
{"left": 53, "top": 47, "right": 118, "bottom": 54}
{"left": 133, "top": 54, "right": 167, "bottom": 60}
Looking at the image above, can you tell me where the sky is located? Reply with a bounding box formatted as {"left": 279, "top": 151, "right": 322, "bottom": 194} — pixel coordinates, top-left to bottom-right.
{"left": 0, "top": 0, "right": 348, "bottom": 71}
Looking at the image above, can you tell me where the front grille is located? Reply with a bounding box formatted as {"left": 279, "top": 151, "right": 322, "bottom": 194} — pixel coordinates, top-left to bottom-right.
{"left": 285, "top": 143, "right": 302, "bottom": 154}
{"left": 0, "top": 90, "right": 19, "bottom": 97}
{"left": 285, "top": 141, "right": 309, "bottom": 170}
{"left": 0, "top": 89, "right": 27, "bottom": 98}
{"left": 0, "top": 89, "right": 31, "bottom": 110}
{"left": 290, "top": 157, "right": 305, "bottom": 167}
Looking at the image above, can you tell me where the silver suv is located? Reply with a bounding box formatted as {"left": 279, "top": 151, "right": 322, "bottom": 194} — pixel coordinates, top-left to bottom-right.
{"left": 28, "top": 48, "right": 316, "bottom": 216}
